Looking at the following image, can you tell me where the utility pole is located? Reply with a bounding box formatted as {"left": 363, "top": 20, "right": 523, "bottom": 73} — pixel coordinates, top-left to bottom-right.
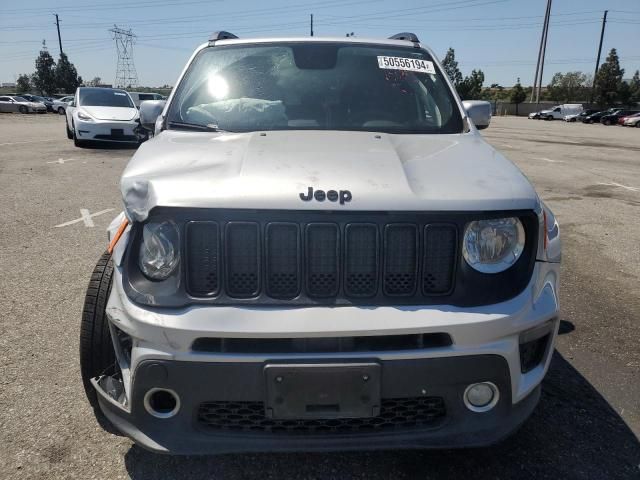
{"left": 529, "top": 0, "right": 551, "bottom": 102}
{"left": 532, "top": 0, "right": 552, "bottom": 103}
{"left": 54, "top": 14, "right": 63, "bottom": 55}
{"left": 591, "top": 10, "right": 608, "bottom": 103}
{"left": 310, "top": 14, "right": 314, "bottom": 37}
{"left": 530, "top": 0, "right": 548, "bottom": 102}
{"left": 536, "top": 0, "right": 552, "bottom": 104}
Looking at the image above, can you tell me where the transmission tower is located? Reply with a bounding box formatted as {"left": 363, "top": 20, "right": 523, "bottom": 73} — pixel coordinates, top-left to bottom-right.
{"left": 109, "top": 25, "right": 139, "bottom": 89}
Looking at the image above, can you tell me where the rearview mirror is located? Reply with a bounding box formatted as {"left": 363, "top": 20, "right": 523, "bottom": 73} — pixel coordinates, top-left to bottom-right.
{"left": 140, "top": 100, "right": 166, "bottom": 131}
{"left": 462, "top": 100, "right": 491, "bottom": 130}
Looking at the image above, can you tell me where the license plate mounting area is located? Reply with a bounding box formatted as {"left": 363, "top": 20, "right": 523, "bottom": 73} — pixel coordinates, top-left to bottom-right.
{"left": 264, "top": 363, "right": 381, "bottom": 420}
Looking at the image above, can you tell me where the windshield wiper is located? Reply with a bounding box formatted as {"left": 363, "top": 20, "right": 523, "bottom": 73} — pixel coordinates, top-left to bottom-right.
{"left": 167, "top": 121, "right": 227, "bottom": 132}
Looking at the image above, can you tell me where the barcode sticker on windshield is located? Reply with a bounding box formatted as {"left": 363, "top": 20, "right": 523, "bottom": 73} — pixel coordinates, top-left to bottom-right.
{"left": 377, "top": 56, "right": 436, "bottom": 74}
{"left": 114, "top": 92, "right": 126, "bottom": 96}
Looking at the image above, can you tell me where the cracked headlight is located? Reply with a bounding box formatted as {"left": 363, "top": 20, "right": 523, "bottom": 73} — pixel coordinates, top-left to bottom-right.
{"left": 139, "top": 221, "right": 180, "bottom": 280}
{"left": 462, "top": 217, "right": 525, "bottom": 274}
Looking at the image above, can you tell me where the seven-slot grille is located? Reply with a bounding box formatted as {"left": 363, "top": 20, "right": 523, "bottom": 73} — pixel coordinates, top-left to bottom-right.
{"left": 185, "top": 219, "right": 457, "bottom": 302}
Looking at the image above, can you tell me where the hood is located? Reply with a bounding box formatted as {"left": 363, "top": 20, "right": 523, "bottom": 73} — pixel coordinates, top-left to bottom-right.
{"left": 121, "top": 130, "right": 538, "bottom": 221}
{"left": 81, "top": 105, "right": 137, "bottom": 121}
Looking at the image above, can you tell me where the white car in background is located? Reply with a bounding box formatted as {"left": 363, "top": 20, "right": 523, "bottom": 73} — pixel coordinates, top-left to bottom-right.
{"left": 538, "top": 104, "right": 582, "bottom": 121}
{"left": 65, "top": 87, "right": 141, "bottom": 147}
{"left": 127, "top": 91, "right": 164, "bottom": 108}
{"left": 52, "top": 95, "right": 74, "bottom": 115}
{"left": 622, "top": 112, "right": 640, "bottom": 127}
{"left": 0, "top": 95, "right": 47, "bottom": 113}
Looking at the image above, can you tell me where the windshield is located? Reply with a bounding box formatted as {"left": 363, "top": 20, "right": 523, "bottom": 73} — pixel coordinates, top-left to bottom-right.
{"left": 79, "top": 89, "right": 134, "bottom": 108}
{"left": 13, "top": 97, "right": 27, "bottom": 102}
{"left": 167, "top": 42, "right": 463, "bottom": 134}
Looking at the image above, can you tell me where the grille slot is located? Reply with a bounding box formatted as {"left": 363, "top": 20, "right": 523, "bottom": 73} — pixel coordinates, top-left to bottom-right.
{"left": 344, "top": 224, "right": 378, "bottom": 297}
{"left": 186, "top": 222, "right": 220, "bottom": 295}
{"left": 383, "top": 224, "right": 418, "bottom": 296}
{"left": 305, "top": 223, "right": 339, "bottom": 297}
{"left": 197, "top": 397, "right": 446, "bottom": 434}
{"left": 422, "top": 225, "right": 457, "bottom": 294}
{"left": 225, "top": 222, "right": 260, "bottom": 298}
{"left": 266, "top": 223, "right": 300, "bottom": 299}
{"left": 192, "top": 333, "right": 452, "bottom": 353}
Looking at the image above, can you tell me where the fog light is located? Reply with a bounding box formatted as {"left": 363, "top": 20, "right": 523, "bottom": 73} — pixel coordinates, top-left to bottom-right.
{"left": 464, "top": 382, "right": 499, "bottom": 412}
{"left": 144, "top": 388, "right": 181, "bottom": 419}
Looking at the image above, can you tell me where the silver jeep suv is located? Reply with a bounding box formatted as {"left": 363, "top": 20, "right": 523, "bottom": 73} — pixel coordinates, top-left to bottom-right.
{"left": 80, "top": 32, "right": 561, "bottom": 455}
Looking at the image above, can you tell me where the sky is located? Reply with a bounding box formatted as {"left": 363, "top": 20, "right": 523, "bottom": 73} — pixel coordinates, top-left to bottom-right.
{"left": 1, "top": 0, "right": 639, "bottom": 88}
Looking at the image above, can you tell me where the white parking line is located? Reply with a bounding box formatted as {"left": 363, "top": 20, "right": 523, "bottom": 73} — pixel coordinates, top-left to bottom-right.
{"left": 0, "top": 139, "right": 57, "bottom": 147}
{"left": 597, "top": 182, "right": 639, "bottom": 192}
{"left": 539, "top": 157, "right": 564, "bottom": 163}
{"left": 54, "top": 208, "right": 114, "bottom": 228}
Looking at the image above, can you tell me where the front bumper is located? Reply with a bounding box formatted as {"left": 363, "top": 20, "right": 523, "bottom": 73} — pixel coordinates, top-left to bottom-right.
{"left": 98, "top": 260, "right": 560, "bottom": 454}
{"left": 75, "top": 117, "right": 139, "bottom": 142}
{"left": 96, "top": 356, "right": 541, "bottom": 454}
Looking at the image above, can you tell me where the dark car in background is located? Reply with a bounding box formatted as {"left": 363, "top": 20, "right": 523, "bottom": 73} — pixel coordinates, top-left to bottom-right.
{"left": 600, "top": 110, "right": 639, "bottom": 125}
{"left": 570, "top": 109, "right": 598, "bottom": 122}
{"left": 583, "top": 108, "right": 619, "bottom": 124}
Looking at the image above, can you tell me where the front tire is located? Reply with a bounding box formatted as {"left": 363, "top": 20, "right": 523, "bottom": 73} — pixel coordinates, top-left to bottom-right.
{"left": 80, "top": 252, "right": 119, "bottom": 431}
{"left": 73, "top": 123, "right": 86, "bottom": 147}
{"left": 80, "top": 252, "right": 116, "bottom": 405}
{"left": 66, "top": 121, "right": 73, "bottom": 139}
{"left": 18, "top": 105, "right": 27, "bottom": 114}
{"left": 58, "top": 107, "right": 65, "bottom": 115}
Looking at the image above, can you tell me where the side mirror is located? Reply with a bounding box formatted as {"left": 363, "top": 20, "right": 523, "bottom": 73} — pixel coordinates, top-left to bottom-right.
{"left": 462, "top": 100, "right": 491, "bottom": 130}
{"left": 140, "top": 100, "right": 166, "bottom": 131}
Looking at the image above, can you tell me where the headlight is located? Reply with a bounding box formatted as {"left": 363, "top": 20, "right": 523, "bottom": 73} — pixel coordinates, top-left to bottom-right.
{"left": 462, "top": 217, "right": 525, "bottom": 274}
{"left": 139, "top": 221, "right": 180, "bottom": 280}
{"left": 77, "top": 110, "right": 92, "bottom": 121}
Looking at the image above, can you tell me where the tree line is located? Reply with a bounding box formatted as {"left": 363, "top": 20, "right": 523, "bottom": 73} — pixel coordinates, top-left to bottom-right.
{"left": 15, "top": 41, "right": 83, "bottom": 96}
{"left": 441, "top": 47, "right": 640, "bottom": 107}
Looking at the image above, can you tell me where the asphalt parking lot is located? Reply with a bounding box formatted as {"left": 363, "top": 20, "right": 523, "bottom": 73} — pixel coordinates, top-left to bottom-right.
{"left": 0, "top": 113, "right": 639, "bottom": 479}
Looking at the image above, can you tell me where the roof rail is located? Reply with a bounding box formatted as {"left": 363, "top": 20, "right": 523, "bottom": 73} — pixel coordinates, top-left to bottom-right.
{"left": 209, "top": 31, "right": 238, "bottom": 42}
{"left": 389, "top": 32, "right": 420, "bottom": 42}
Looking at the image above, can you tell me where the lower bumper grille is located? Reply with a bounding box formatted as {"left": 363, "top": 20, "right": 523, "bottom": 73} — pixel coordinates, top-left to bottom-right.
{"left": 93, "top": 134, "right": 138, "bottom": 141}
{"left": 197, "top": 397, "right": 446, "bottom": 434}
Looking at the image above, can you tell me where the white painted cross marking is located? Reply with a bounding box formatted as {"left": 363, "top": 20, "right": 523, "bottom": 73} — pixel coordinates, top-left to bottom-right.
{"left": 597, "top": 182, "right": 639, "bottom": 192}
{"left": 54, "top": 208, "right": 114, "bottom": 228}
{"left": 47, "top": 157, "right": 78, "bottom": 164}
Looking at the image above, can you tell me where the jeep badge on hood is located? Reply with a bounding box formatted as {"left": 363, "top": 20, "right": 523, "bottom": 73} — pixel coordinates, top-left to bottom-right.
{"left": 299, "top": 187, "right": 352, "bottom": 204}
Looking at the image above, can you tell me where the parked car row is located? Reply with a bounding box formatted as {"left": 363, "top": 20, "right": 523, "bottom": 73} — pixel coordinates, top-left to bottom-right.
{"left": 582, "top": 108, "right": 640, "bottom": 126}
{"left": 0, "top": 90, "right": 166, "bottom": 116}
{"left": 0, "top": 94, "right": 74, "bottom": 114}
{"left": 0, "top": 95, "right": 48, "bottom": 113}
{"left": 529, "top": 104, "right": 640, "bottom": 127}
